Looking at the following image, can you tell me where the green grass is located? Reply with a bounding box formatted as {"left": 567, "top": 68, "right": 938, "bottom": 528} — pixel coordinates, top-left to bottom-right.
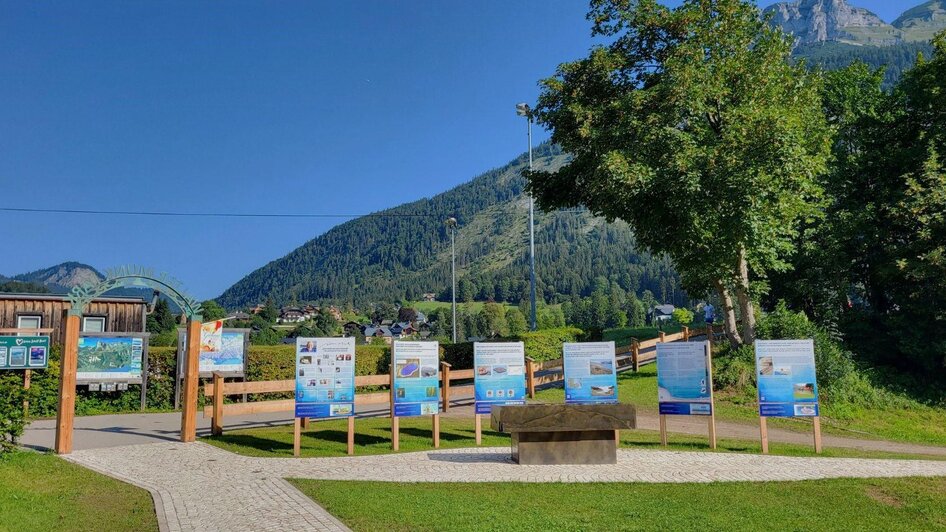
{"left": 202, "top": 415, "right": 940, "bottom": 461}
{"left": 0, "top": 451, "right": 157, "bottom": 531}
{"left": 291, "top": 477, "right": 946, "bottom": 531}
{"left": 536, "top": 364, "right": 946, "bottom": 446}
{"left": 602, "top": 325, "right": 683, "bottom": 345}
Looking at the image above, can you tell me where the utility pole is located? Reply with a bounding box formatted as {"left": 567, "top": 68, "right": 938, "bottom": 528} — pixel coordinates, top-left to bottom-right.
{"left": 446, "top": 217, "right": 458, "bottom": 342}
{"left": 516, "top": 102, "right": 538, "bottom": 331}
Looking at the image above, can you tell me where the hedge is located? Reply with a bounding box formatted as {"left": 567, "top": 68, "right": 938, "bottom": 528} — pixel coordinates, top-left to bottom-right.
{"left": 4, "top": 329, "right": 583, "bottom": 419}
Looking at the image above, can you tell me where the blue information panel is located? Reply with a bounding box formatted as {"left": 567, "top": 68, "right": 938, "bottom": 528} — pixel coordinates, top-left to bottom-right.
{"left": 563, "top": 342, "right": 618, "bottom": 404}
{"left": 755, "top": 339, "right": 819, "bottom": 417}
{"left": 474, "top": 342, "right": 526, "bottom": 414}
{"left": 294, "top": 337, "right": 355, "bottom": 419}
{"left": 0, "top": 336, "right": 50, "bottom": 370}
{"left": 392, "top": 340, "right": 440, "bottom": 417}
{"left": 657, "top": 341, "right": 712, "bottom": 415}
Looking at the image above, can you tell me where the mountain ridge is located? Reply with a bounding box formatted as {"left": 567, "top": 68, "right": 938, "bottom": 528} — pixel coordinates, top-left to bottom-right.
{"left": 765, "top": 0, "right": 946, "bottom": 45}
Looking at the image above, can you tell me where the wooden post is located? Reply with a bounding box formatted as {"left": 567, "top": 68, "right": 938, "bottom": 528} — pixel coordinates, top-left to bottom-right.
{"left": 683, "top": 326, "right": 690, "bottom": 341}
{"left": 658, "top": 331, "right": 666, "bottom": 343}
{"left": 390, "top": 362, "right": 399, "bottom": 450}
{"left": 347, "top": 416, "right": 355, "bottom": 456}
{"left": 293, "top": 417, "right": 301, "bottom": 457}
{"left": 180, "top": 319, "right": 201, "bottom": 443}
{"left": 432, "top": 413, "right": 440, "bottom": 448}
{"left": 211, "top": 372, "right": 224, "bottom": 436}
{"left": 440, "top": 361, "right": 451, "bottom": 412}
{"left": 813, "top": 416, "right": 823, "bottom": 454}
{"left": 759, "top": 417, "right": 769, "bottom": 454}
{"left": 525, "top": 357, "right": 536, "bottom": 398}
{"left": 632, "top": 340, "right": 640, "bottom": 372}
{"left": 706, "top": 342, "right": 717, "bottom": 450}
{"left": 54, "top": 314, "right": 80, "bottom": 454}
{"left": 475, "top": 414, "right": 482, "bottom": 445}
{"left": 23, "top": 369, "right": 31, "bottom": 417}
{"left": 659, "top": 414, "right": 668, "bottom": 446}
{"left": 301, "top": 417, "right": 310, "bottom": 429}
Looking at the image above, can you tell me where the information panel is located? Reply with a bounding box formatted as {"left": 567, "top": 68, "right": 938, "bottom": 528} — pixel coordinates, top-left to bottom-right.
{"left": 392, "top": 340, "right": 440, "bottom": 417}
{"left": 77, "top": 336, "right": 144, "bottom": 382}
{"left": 294, "top": 337, "right": 356, "bottom": 419}
{"left": 755, "top": 339, "right": 819, "bottom": 417}
{"left": 474, "top": 342, "right": 526, "bottom": 414}
{"left": 563, "top": 341, "right": 618, "bottom": 404}
{"left": 657, "top": 341, "right": 712, "bottom": 415}
{"left": 177, "top": 328, "right": 248, "bottom": 376}
{"left": 0, "top": 336, "right": 50, "bottom": 370}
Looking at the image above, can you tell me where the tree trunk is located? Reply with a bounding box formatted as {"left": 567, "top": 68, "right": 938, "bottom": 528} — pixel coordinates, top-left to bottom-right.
{"left": 714, "top": 279, "right": 741, "bottom": 347}
{"left": 735, "top": 245, "right": 756, "bottom": 345}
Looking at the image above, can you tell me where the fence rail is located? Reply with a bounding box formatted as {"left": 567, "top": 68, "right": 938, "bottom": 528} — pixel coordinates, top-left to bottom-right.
{"left": 203, "top": 324, "right": 724, "bottom": 435}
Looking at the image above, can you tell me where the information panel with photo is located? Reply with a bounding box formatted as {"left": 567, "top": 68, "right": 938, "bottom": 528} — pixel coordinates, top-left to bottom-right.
{"left": 657, "top": 341, "right": 712, "bottom": 415}
{"left": 77, "top": 336, "right": 144, "bottom": 382}
{"left": 755, "top": 339, "right": 819, "bottom": 417}
{"left": 563, "top": 341, "right": 618, "bottom": 404}
{"left": 474, "top": 342, "right": 526, "bottom": 414}
{"left": 177, "top": 328, "right": 248, "bottom": 376}
{"left": 0, "top": 336, "right": 50, "bottom": 370}
{"left": 392, "top": 340, "right": 440, "bottom": 417}
{"left": 294, "top": 337, "right": 356, "bottom": 419}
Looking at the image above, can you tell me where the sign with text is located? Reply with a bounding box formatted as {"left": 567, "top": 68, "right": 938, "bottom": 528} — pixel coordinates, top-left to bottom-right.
{"left": 657, "top": 341, "right": 712, "bottom": 415}
{"left": 77, "top": 336, "right": 144, "bottom": 383}
{"left": 177, "top": 328, "right": 248, "bottom": 377}
{"left": 294, "top": 337, "right": 356, "bottom": 419}
{"left": 474, "top": 342, "right": 526, "bottom": 414}
{"left": 563, "top": 341, "right": 618, "bottom": 404}
{"left": 755, "top": 339, "right": 819, "bottom": 417}
{"left": 0, "top": 336, "right": 50, "bottom": 370}
{"left": 392, "top": 340, "right": 440, "bottom": 417}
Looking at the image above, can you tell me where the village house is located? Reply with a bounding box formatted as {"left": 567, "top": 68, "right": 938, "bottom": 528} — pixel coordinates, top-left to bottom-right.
{"left": 0, "top": 292, "right": 148, "bottom": 343}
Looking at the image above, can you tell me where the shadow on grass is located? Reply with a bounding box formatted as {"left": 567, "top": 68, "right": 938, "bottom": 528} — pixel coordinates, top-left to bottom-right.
{"left": 304, "top": 429, "right": 388, "bottom": 447}
{"left": 208, "top": 433, "right": 294, "bottom": 453}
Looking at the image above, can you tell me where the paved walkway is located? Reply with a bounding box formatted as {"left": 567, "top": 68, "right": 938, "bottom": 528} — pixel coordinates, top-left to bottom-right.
{"left": 66, "top": 441, "right": 946, "bottom": 532}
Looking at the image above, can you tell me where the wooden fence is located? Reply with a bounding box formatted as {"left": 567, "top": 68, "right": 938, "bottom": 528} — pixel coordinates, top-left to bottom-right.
{"left": 204, "top": 324, "right": 723, "bottom": 435}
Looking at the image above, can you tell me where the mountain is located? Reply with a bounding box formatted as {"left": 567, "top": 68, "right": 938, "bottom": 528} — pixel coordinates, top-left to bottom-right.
{"left": 217, "top": 144, "right": 683, "bottom": 309}
{"left": 893, "top": 1, "right": 946, "bottom": 42}
{"left": 12, "top": 262, "right": 104, "bottom": 292}
{"left": 765, "top": 0, "right": 902, "bottom": 45}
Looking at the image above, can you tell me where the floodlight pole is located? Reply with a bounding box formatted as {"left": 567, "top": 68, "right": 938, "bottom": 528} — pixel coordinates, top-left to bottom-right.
{"left": 447, "top": 217, "right": 458, "bottom": 343}
{"left": 517, "top": 103, "right": 538, "bottom": 331}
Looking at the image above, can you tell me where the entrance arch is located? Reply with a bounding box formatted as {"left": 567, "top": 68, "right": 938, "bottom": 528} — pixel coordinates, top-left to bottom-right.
{"left": 56, "top": 266, "right": 204, "bottom": 454}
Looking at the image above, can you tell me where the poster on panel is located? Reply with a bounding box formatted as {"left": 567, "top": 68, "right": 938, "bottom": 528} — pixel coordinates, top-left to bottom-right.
{"left": 474, "top": 342, "right": 526, "bottom": 414}
{"left": 77, "top": 336, "right": 144, "bottom": 383}
{"left": 657, "top": 341, "right": 712, "bottom": 415}
{"left": 294, "top": 337, "right": 356, "bottom": 419}
{"left": 563, "top": 341, "right": 618, "bottom": 404}
{"left": 755, "top": 339, "right": 819, "bottom": 417}
{"left": 392, "top": 340, "right": 440, "bottom": 417}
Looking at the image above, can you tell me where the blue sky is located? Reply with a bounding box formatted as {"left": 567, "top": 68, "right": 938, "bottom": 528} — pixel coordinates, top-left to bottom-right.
{"left": 0, "top": 0, "right": 920, "bottom": 299}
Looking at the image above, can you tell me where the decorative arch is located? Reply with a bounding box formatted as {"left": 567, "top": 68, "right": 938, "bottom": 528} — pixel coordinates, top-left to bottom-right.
{"left": 67, "top": 265, "right": 203, "bottom": 320}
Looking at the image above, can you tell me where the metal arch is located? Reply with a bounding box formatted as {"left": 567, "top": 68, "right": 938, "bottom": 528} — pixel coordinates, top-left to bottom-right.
{"left": 67, "top": 265, "right": 203, "bottom": 320}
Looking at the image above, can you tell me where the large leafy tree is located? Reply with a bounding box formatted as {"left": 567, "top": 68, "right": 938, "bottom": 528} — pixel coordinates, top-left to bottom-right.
{"left": 528, "top": 0, "right": 831, "bottom": 346}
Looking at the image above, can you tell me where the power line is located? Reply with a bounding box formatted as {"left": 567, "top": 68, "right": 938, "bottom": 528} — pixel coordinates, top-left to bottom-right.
{"left": 0, "top": 206, "right": 589, "bottom": 219}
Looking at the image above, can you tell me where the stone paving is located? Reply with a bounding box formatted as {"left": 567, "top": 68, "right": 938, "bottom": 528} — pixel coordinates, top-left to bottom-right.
{"left": 65, "top": 441, "right": 946, "bottom": 532}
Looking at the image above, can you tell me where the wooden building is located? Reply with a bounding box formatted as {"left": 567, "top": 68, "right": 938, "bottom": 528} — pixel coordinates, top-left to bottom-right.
{"left": 0, "top": 293, "right": 148, "bottom": 343}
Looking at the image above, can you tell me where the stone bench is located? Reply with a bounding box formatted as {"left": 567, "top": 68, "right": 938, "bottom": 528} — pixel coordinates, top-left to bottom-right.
{"left": 490, "top": 404, "right": 637, "bottom": 465}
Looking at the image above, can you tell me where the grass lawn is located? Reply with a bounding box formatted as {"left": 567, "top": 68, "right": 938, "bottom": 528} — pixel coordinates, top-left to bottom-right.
{"left": 202, "top": 415, "right": 939, "bottom": 461}
{"left": 291, "top": 476, "right": 946, "bottom": 532}
{"left": 534, "top": 363, "right": 946, "bottom": 447}
{"left": 0, "top": 451, "right": 157, "bottom": 531}
{"left": 602, "top": 325, "right": 683, "bottom": 345}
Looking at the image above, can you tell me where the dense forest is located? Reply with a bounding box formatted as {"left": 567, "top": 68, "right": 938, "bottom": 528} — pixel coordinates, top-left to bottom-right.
{"left": 216, "top": 144, "right": 684, "bottom": 309}
{"left": 793, "top": 41, "right": 934, "bottom": 88}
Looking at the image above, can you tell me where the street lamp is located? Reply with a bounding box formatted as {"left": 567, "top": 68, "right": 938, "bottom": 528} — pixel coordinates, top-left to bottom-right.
{"left": 446, "top": 217, "right": 458, "bottom": 342}
{"left": 516, "top": 102, "right": 537, "bottom": 331}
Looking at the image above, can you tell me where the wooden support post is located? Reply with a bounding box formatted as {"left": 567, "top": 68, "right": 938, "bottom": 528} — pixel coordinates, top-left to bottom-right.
{"left": 432, "top": 413, "right": 440, "bottom": 448}
{"left": 659, "top": 414, "right": 668, "bottom": 446}
{"left": 293, "top": 417, "right": 301, "bottom": 457}
{"left": 632, "top": 340, "right": 640, "bottom": 372}
{"left": 813, "top": 416, "right": 823, "bottom": 454}
{"left": 707, "top": 326, "right": 714, "bottom": 351}
{"left": 475, "top": 414, "right": 482, "bottom": 445}
{"left": 706, "top": 342, "right": 717, "bottom": 450}
{"left": 659, "top": 331, "right": 666, "bottom": 343}
{"left": 525, "top": 357, "right": 536, "bottom": 398}
{"left": 347, "top": 416, "right": 355, "bottom": 456}
{"left": 615, "top": 430, "right": 620, "bottom": 445}
{"left": 683, "top": 326, "right": 690, "bottom": 341}
{"left": 54, "top": 314, "right": 80, "bottom": 455}
{"left": 759, "top": 417, "right": 769, "bottom": 454}
{"left": 180, "top": 319, "right": 201, "bottom": 443}
{"left": 211, "top": 372, "right": 224, "bottom": 436}
{"left": 301, "top": 417, "right": 310, "bottom": 429}
{"left": 441, "top": 361, "right": 451, "bottom": 412}
{"left": 392, "top": 416, "right": 400, "bottom": 451}
{"left": 23, "top": 369, "right": 31, "bottom": 417}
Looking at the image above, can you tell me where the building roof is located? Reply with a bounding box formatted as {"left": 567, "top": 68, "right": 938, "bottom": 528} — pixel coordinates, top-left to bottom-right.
{"left": 654, "top": 304, "right": 676, "bottom": 315}
{"left": 0, "top": 292, "right": 147, "bottom": 304}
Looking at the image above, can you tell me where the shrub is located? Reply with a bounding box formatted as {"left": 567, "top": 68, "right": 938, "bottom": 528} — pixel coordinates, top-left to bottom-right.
{"left": 0, "top": 372, "right": 29, "bottom": 453}
{"left": 515, "top": 327, "right": 584, "bottom": 362}
{"left": 671, "top": 308, "right": 694, "bottom": 326}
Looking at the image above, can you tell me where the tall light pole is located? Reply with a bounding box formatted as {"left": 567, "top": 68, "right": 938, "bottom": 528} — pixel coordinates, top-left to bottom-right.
{"left": 446, "top": 217, "right": 458, "bottom": 342}
{"left": 516, "top": 102, "right": 537, "bottom": 331}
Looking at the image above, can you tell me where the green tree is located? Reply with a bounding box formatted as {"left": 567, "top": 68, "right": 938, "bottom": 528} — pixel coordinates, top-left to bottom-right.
{"left": 505, "top": 307, "right": 528, "bottom": 336}
{"left": 200, "top": 300, "right": 226, "bottom": 321}
{"left": 397, "top": 307, "right": 418, "bottom": 323}
{"left": 260, "top": 299, "right": 279, "bottom": 323}
{"left": 147, "top": 298, "right": 177, "bottom": 334}
{"left": 529, "top": 0, "right": 831, "bottom": 347}
{"left": 672, "top": 308, "right": 694, "bottom": 326}
{"left": 370, "top": 303, "right": 397, "bottom": 324}
{"left": 626, "top": 293, "right": 646, "bottom": 328}
{"left": 478, "top": 302, "right": 508, "bottom": 338}
{"left": 458, "top": 279, "right": 474, "bottom": 303}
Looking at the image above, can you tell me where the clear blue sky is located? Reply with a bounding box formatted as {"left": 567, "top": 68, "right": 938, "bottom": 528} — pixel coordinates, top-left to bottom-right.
{"left": 0, "top": 0, "right": 919, "bottom": 300}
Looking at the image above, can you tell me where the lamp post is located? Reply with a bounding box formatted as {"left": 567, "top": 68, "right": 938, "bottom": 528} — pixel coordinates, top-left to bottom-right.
{"left": 446, "top": 217, "right": 458, "bottom": 342}
{"left": 516, "top": 102, "right": 537, "bottom": 331}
